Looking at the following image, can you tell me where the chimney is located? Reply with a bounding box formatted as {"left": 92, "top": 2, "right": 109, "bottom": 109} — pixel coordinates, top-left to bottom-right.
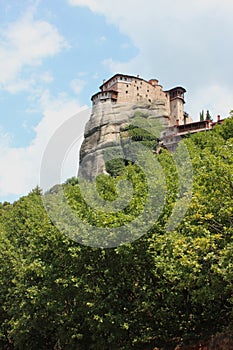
{"left": 183, "top": 112, "right": 188, "bottom": 125}
{"left": 217, "top": 115, "right": 221, "bottom": 122}
{"left": 149, "top": 79, "right": 159, "bottom": 86}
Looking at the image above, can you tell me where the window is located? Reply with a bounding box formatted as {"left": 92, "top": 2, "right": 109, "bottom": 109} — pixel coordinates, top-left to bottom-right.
{"left": 137, "top": 86, "right": 139, "bottom": 90}
{"left": 126, "top": 91, "right": 128, "bottom": 94}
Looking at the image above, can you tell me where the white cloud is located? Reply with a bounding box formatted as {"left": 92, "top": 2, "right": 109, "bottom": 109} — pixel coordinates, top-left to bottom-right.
{"left": 70, "top": 78, "right": 87, "bottom": 94}
{"left": 0, "top": 92, "right": 89, "bottom": 199}
{"left": 68, "top": 0, "right": 233, "bottom": 23}
{"left": 0, "top": 5, "right": 90, "bottom": 201}
{"left": 40, "top": 71, "right": 54, "bottom": 84}
{"left": 102, "top": 58, "right": 126, "bottom": 74}
{"left": 188, "top": 84, "right": 233, "bottom": 121}
{"left": 0, "top": 8, "right": 68, "bottom": 90}
{"left": 68, "top": 0, "right": 100, "bottom": 11}
{"left": 3, "top": 77, "right": 35, "bottom": 94}
{"left": 2, "top": 72, "right": 54, "bottom": 94}
{"left": 95, "top": 35, "right": 106, "bottom": 45}
{"left": 77, "top": 71, "right": 87, "bottom": 77}
{"left": 0, "top": 128, "right": 12, "bottom": 153}
{"left": 69, "top": 0, "right": 233, "bottom": 118}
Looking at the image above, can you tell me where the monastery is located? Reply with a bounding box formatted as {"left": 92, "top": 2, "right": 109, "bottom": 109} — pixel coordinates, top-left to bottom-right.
{"left": 91, "top": 73, "right": 192, "bottom": 126}
{"left": 78, "top": 73, "right": 224, "bottom": 178}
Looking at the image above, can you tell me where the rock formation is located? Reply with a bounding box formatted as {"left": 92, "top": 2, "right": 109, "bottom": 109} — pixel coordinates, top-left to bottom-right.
{"left": 78, "top": 73, "right": 189, "bottom": 180}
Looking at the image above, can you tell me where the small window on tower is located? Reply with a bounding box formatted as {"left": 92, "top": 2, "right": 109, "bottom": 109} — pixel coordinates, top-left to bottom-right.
{"left": 126, "top": 91, "right": 128, "bottom": 94}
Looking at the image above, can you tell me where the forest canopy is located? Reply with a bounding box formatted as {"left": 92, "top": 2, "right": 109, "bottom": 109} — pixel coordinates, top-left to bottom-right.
{"left": 1, "top": 113, "right": 233, "bottom": 349}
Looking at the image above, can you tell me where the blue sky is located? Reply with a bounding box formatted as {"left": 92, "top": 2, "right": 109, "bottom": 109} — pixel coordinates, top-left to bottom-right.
{"left": 1, "top": 0, "right": 233, "bottom": 202}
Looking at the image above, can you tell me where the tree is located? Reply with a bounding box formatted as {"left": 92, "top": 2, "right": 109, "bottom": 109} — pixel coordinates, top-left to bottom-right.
{"left": 215, "top": 112, "right": 233, "bottom": 140}
{"left": 206, "top": 109, "right": 212, "bottom": 120}
{"left": 200, "top": 110, "right": 204, "bottom": 121}
{"left": 1, "top": 117, "right": 233, "bottom": 348}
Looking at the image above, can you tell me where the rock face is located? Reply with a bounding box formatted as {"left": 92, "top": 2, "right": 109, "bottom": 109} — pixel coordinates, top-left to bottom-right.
{"left": 78, "top": 100, "right": 169, "bottom": 180}
{"left": 78, "top": 73, "right": 187, "bottom": 180}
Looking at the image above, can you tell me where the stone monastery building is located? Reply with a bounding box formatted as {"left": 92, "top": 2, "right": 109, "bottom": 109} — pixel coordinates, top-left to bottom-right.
{"left": 91, "top": 73, "right": 192, "bottom": 127}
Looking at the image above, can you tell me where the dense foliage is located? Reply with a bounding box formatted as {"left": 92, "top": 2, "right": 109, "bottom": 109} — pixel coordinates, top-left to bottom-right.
{"left": 1, "top": 114, "right": 233, "bottom": 349}
{"left": 105, "top": 110, "right": 160, "bottom": 177}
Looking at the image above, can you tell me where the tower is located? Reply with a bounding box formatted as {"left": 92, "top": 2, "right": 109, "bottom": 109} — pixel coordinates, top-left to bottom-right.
{"left": 168, "top": 87, "right": 186, "bottom": 125}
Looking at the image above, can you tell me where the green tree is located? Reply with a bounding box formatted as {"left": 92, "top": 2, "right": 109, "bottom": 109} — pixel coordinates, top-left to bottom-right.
{"left": 1, "top": 115, "right": 233, "bottom": 348}
{"left": 215, "top": 112, "right": 233, "bottom": 140}
{"left": 200, "top": 110, "right": 204, "bottom": 121}
{"left": 206, "top": 109, "right": 212, "bottom": 120}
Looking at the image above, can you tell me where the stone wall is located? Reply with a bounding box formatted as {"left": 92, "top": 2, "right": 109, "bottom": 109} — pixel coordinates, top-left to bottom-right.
{"left": 93, "top": 75, "right": 170, "bottom": 108}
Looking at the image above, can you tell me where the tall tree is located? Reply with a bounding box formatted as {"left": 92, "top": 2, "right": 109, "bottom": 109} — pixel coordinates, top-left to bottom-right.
{"left": 200, "top": 110, "right": 204, "bottom": 121}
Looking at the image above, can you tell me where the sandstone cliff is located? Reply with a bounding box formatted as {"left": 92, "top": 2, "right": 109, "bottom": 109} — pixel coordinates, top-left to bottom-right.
{"left": 78, "top": 100, "right": 169, "bottom": 180}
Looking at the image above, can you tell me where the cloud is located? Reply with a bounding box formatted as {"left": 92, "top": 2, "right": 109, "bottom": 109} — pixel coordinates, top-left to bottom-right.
{"left": 70, "top": 78, "right": 87, "bottom": 94}
{"left": 95, "top": 35, "right": 107, "bottom": 45}
{"left": 3, "top": 78, "right": 35, "bottom": 94}
{"left": 0, "top": 5, "right": 91, "bottom": 201}
{"left": 0, "top": 7, "right": 68, "bottom": 91}
{"left": 40, "top": 71, "right": 54, "bottom": 84}
{"left": 68, "top": 0, "right": 100, "bottom": 11}
{"left": 0, "top": 91, "right": 89, "bottom": 199}
{"left": 69, "top": 0, "right": 233, "bottom": 118}
{"left": 68, "top": 0, "right": 233, "bottom": 26}
{"left": 188, "top": 84, "right": 233, "bottom": 121}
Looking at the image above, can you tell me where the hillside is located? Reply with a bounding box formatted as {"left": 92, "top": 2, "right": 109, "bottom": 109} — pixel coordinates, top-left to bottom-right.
{"left": 0, "top": 113, "right": 233, "bottom": 349}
